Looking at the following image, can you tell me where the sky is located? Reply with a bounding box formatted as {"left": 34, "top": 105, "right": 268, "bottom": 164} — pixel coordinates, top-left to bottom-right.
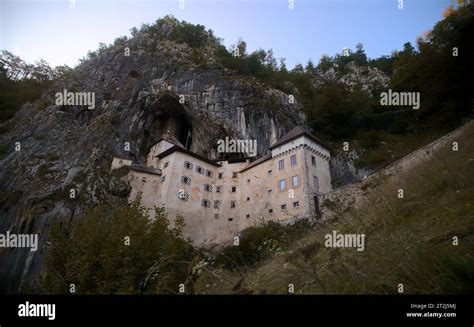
{"left": 0, "top": 0, "right": 452, "bottom": 69}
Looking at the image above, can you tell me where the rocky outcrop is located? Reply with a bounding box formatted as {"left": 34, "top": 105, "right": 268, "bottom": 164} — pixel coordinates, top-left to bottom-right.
{"left": 313, "top": 62, "right": 389, "bottom": 96}
{"left": 330, "top": 150, "right": 371, "bottom": 187}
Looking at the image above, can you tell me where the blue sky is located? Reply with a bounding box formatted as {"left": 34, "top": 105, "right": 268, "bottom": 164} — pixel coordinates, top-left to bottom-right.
{"left": 0, "top": 0, "right": 452, "bottom": 69}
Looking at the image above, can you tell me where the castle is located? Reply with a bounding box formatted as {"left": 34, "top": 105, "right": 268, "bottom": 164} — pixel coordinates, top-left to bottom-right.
{"left": 111, "top": 126, "right": 332, "bottom": 247}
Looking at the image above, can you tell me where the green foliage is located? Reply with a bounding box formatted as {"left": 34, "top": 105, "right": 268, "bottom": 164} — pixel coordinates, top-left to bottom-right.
{"left": 389, "top": 4, "right": 474, "bottom": 128}
{"left": 308, "top": 83, "right": 376, "bottom": 139}
{"left": 213, "top": 220, "right": 312, "bottom": 270}
{"left": 39, "top": 198, "right": 198, "bottom": 294}
{"left": 0, "top": 50, "right": 72, "bottom": 122}
{"left": 358, "top": 130, "right": 382, "bottom": 149}
{"left": 169, "top": 21, "right": 209, "bottom": 48}
{"left": 369, "top": 55, "right": 396, "bottom": 76}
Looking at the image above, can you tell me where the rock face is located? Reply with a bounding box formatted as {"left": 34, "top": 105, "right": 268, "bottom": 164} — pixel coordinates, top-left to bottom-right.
{"left": 0, "top": 20, "right": 305, "bottom": 292}
{"left": 330, "top": 150, "right": 371, "bottom": 187}
{"left": 313, "top": 62, "right": 389, "bottom": 96}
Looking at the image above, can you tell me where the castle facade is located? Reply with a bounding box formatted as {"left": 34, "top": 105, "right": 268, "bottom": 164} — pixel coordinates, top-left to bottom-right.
{"left": 111, "top": 126, "right": 332, "bottom": 247}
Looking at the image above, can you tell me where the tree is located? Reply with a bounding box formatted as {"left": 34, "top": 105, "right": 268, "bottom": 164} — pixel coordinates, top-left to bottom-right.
{"left": 305, "top": 60, "right": 316, "bottom": 76}
{"left": 236, "top": 38, "right": 247, "bottom": 57}
{"left": 353, "top": 42, "right": 368, "bottom": 65}
{"left": 291, "top": 63, "right": 305, "bottom": 74}
{"left": 317, "top": 54, "right": 333, "bottom": 72}
{"left": 38, "top": 197, "right": 199, "bottom": 294}
{"left": 278, "top": 58, "right": 287, "bottom": 72}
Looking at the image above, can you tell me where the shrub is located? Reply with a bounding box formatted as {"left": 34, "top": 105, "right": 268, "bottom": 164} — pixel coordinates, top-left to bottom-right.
{"left": 213, "top": 220, "right": 312, "bottom": 270}
{"left": 38, "top": 198, "right": 198, "bottom": 294}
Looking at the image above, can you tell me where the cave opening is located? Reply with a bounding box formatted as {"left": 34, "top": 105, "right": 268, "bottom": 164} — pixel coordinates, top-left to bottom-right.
{"left": 143, "top": 95, "right": 193, "bottom": 152}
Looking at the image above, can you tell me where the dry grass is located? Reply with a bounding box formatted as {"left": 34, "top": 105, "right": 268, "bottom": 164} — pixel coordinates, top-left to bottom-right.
{"left": 195, "top": 123, "right": 474, "bottom": 294}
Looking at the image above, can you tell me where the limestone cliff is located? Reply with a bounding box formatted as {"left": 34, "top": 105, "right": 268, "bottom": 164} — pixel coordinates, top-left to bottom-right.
{"left": 0, "top": 19, "right": 305, "bottom": 292}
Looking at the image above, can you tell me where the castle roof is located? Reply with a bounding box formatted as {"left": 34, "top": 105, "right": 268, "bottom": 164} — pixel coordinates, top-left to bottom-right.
{"left": 153, "top": 126, "right": 330, "bottom": 171}
{"left": 239, "top": 153, "right": 272, "bottom": 173}
{"left": 130, "top": 164, "right": 162, "bottom": 175}
{"left": 238, "top": 126, "right": 331, "bottom": 172}
{"left": 156, "top": 143, "right": 222, "bottom": 167}
{"left": 269, "top": 126, "right": 331, "bottom": 152}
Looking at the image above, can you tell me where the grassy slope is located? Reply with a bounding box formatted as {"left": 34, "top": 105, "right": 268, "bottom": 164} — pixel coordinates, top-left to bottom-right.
{"left": 195, "top": 123, "right": 474, "bottom": 294}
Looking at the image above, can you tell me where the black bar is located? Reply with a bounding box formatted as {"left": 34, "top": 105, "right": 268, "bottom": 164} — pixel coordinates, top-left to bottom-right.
{"left": 0, "top": 295, "right": 471, "bottom": 326}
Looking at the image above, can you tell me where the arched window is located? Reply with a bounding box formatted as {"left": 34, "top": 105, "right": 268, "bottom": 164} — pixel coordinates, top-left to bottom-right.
{"left": 178, "top": 191, "right": 189, "bottom": 201}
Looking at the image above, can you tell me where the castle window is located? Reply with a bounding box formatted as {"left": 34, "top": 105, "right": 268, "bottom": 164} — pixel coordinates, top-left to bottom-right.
{"left": 196, "top": 166, "right": 204, "bottom": 174}
{"left": 311, "top": 156, "right": 316, "bottom": 166}
{"left": 246, "top": 197, "right": 250, "bottom": 201}
{"left": 231, "top": 186, "right": 236, "bottom": 192}
{"left": 268, "top": 209, "right": 273, "bottom": 213}
{"left": 232, "top": 172, "right": 237, "bottom": 178}
{"left": 205, "top": 170, "right": 213, "bottom": 178}
{"left": 214, "top": 201, "right": 220, "bottom": 209}
{"left": 201, "top": 199, "right": 211, "bottom": 208}
{"left": 230, "top": 201, "right": 236, "bottom": 208}
{"left": 313, "top": 176, "right": 319, "bottom": 192}
{"left": 246, "top": 214, "right": 250, "bottom": 218}
{"left": 278, "top": 159, "right": 285, "bottom": 170}
{"left": 247, "top": 179, "right": 250, "bottom": 183}
{"left": 228, "top": 218, "right": 233, "bottom": 222}
{"left": 292, "top": 175, "right": 298, "bottom": 187}
{"left": 281, "top": 204, "right": 287, "bottom": 210}
{"left": 141, "top": 177, "right": 147, "bottom": 183}
{"left": 216, "top": 186, "right": 221, "bottom": 193}
{"left": 293, "top": 201, "right": 300, "bottom": 208}
{"left": 203, "top": 184, "right": 212, "bottom": 192}
{"left": 163, "top": 161, "right": 169, "bottom": 169}
{"left": 268, "top": 170, "right": 272, "bottom": 175}
{"left": 178, "top": 191, "right": 189, "bottom": 201}
{"left": 218, "top": 173, "right": 223, "bottom": 179}
{"left": 184, "top": 161, "right": 193, "bottom": 170}
{"left": 290, "top": 154, "right": 297, "bottom": 166}
{"left": 181, "top": 176, "right": 191, "bottom": 185}
{"left": 279, "top": 179, "right": 286, "bottom": 190}
{"left": 160, "top": 176, "right": 166, "bottom": 183}
{"left": 268, "top": 189, "right": 272, "bottom": 194}
{"left": 214, "top": 214, "right": 219, "bottom": 220}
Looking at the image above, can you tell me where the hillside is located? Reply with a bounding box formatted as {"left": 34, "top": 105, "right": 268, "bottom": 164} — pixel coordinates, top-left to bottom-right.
{"left": 194, "top": 122, "right": 474, "bottom": 294}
